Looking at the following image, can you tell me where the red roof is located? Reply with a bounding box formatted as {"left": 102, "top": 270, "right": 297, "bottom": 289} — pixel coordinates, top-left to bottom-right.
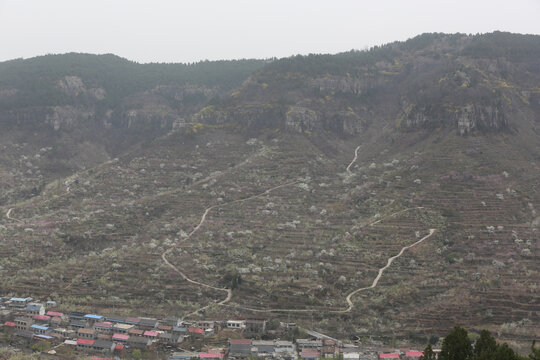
{"left": 46, "top": 311, "right": 63, "bottom": 317}
{"left": 77, "top": 338, "right": 95, "bottom": 345}
{"left": 406, "top": 351, "right": 424, "bottom": 357}
{"left": 34, "top": 314, "right": 51, "bottom": 321}
{"left": 380, "top": 354, "right": 399, "bottom": 359}
{"left": 115, "top": 344, "right": 125, "bottom": 350}
{"left": 143, "top": 330, "right": 158, "bottom": 337}
{"left": 113, "top": 333, "right": 130, "bottom": 340}
{"left": 189, "top": 328, "right": 204, "bottom": 334}
{"left": 229, "top": 339, "right": 251, "bottom": 345}
{"left": 4, "top": 321, "right": 15, "bottom": 327}
{"left": 199, "top": 353, "right": 224, "bottom": 359}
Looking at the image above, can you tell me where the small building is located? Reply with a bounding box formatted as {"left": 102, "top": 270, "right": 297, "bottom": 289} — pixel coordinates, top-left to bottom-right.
{"left": 245, "top": 319, "right": 266, "bottom": 334}
{"left": 229, "top": 339, "right": 252, "bottom": 358}
{"left": 26, "top": 304, "right": 45, "bottom": 316}
{"left": 200, "top": 353, "right": 224, "bottom": 360}
{"left": 30, "top": 324, "right": 49, "bottom": 334}
{"left": 252, "top": 340, "right": 275, "bottom": 354}
{"left": 164, "top": 317, "right": 183, "bottom": 328}
{"left": 53, "top": 328, "right": 75, "bottom": 339}
{"left": 77, "top": 338, "right": 95, "bottom": 350}
{"left": 105, "top": 314, "right": 126, "bottom": 323}
{"left": 139, "top": 317, "right": 159, "bottom": 330}
{"left": 50, "top": 316, "right": 63, "bottom": 327}
{"left": 84, "top": 314, "right": 104, "bottom": 324}
{"left": 172, "top": 327, "right": 188, "bottom": 336}
{"left": 128, "top": 335, "right": 153, "bottom": 349}
{"left": 158, "top": 324, "right": 173, "bottom": 333}
{"left": 342, "top": 347, "right": 362, "bottom": 360}
{"left": 15, "top": 330, "right": 35, "bottom": 340}
{"left": 46, "top": 311, "right": 64, "bottom": 318}
{"left": 128, "top": 328, "right": 144, "bottom": 337}
{"left": 275, "top": 340, "right": 295, "bottom": 353}
{"left": 170, "top": 352, "right": 199, "bottom": 360}
{"left": 296, "top": 339, "right": 323, "bottom": 349}
{"left": 124, "top": 316, "right": 141, "bottom": 325}
{"left": 93, "top": 321, "right": 113, "bottom": 333}
{"left": 9, "top": 297, "right": 32, "bottom": 308}
{"left": 189, "top": 327, "right": 204, "bottom": 339}
{"left": 97, "top": 333, "right": 112, "bottom": 341}
{"left": 112, "top": 323, "right": 134, "bottom": 334}
{"left": 143, "top": 330, "right": 159, "bottom": 340}
{"left": 379, "top": 354, "right": 399, "bottom": 359}
{"left": 93, "top": 339, "right": 115, "bottom": 353}
{"left": 46, "top": 300, "right": 57, "bottom": 308}
{"left": 77, "top": 328, "right": 97, "bottom": 339}
{"left": 112, "top": 333, "right": 130, "bottom": 343}
{"left": 159, "top": 332, "right": 184, "bottom": 345}
{"left": 300, "top": 351, "right": 321, "bottom": 359}
{"left": 227, "top": 320, "right": 245, "bottom": 329}
{"left": 33, "top": 314, "right": 51, "bottom": 324}
{"left": 70, "top": 319, "right": 88, "bottom": 329}
{"left": 197, "top": 320, "right": 215, "bottom": 329}
{"left": 405, "top": 351, "right": 424, "bottom": 359}
{"left": 14, "top": 317, "right": 32, "bottom": 331}
{"left": 34, "top": 334, "right": 54, "bottom": 342}
{"left": 3, "top": 321, "right": 15, "bottom": 329}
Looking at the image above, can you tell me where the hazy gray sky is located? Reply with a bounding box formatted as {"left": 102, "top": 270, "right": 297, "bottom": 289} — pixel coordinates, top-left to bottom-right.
{"left": 1, "top": 0, "right": 539, "bottom": 63}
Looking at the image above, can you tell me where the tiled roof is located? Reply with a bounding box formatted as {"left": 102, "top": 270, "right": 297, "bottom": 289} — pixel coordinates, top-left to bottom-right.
{"left": 189, "top": 328, "right": 204, "bottom": 334}
{"left": 144, "top": 330, "right": 158, "bottom": 337}
{"left": 113, "top": 333, "right": 130, "bottom": 340}
{"left": 33, "top": 315, "right": 51, "bottom": 321}
{"left": 406, "top": 351, "right": 424, "bottom": 357}
{"left": 77, "top": 338, "right": 95, "bottom": 345}
{"left": 229, "top": 339, "right": 251, "bottom": 345}
{"left": 379, "top": 354, "right": 399, "bottom": 359}
{"left": 46, "top": 311, "right": 63, "bottom": 317}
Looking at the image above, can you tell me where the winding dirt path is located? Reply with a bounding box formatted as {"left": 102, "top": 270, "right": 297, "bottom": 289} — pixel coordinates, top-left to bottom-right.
{"left": 6, "top": 208, "right": 13, "bottom": 219}
{"left": 334, "top": 228, "right": 436, "bottom": 313}
{"left": 161, "top": 181, "right": 298, "bottom": 317}
{"left": 346, "top": 146, "right": 361, "bottom": 174}
{"left": 163, "top": 142, "right": 437, "bottom": 317}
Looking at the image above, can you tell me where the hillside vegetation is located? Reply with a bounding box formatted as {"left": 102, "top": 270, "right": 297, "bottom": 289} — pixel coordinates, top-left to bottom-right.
{"left": 0, "top": 32, "right": 538, "bottom": 348}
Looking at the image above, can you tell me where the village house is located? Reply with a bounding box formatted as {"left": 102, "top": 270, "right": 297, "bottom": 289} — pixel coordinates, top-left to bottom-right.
{"left": 3, "top": 321, "right": 15, "bottom": 330}
{"left": 14, "top": 317, "right": 32, "bottom": 331}
{"left": 197, "top": 320, "right": 215, "bottom": 329}
{"left": 124, "top": 316, "right": 141, "bottom": 325}
{"left": 379, "top": 353, "right": 399, "bottom": 359}
{"left": 300, "top": 350, "right": 321, "bottom": 359}
{"left": 93, "top": 321, "right": 113, "bottom": 333}
{"left": 228, "top": 339, "right": 252, "bottom": 358}
{"left": 189, "top": 327, "right": 205, "bottom": 339}
{"left": 342, "top": 347, "right": 362, "bottom": 360}
{"left": 105, "top": 314, "right": 125, "bottom": 323}
{"left": 97, "top": 333, "right": 112, "bottom": 341}
{"left": 158, "top": 324, "right": 173, "bottom": 333}
{"left": 159, "top": 332, "right": 184, "bottom": 345}
{"left": 170, "top": 351, "right": 200, "bottom": 360}
{"left": 25, "top": 304, "right": 44, "bottom": 316}
{"left": 199, "top": 353, "right": 225, "bottom": 360}
{"left": 77, "top": 338, "right": 95, "bottom": 351}
{"left": 50, "top": 316, "right": 63, "bottom": 327}
{"left": 93, "top": 339, "right": 115, "bottom": 353}
{"left": 112, "top": 323, "right": 134, "bottom": 334}
{"left": 172, "top": 326, "right": 188, "bottom": 336}
{"left": 226, "top": 320, "right": 245, "bottom": 329}
{"left": 275, "top": 341, "right": 295, "bottom": 358}
{"left": 405, "top": 351, "right": 424, "bottom": 359}
{"left": 30, "top": 324, "right": 49, "bottom": 334}
{"left": 112, "top": 333, "right": 129, "bottom": 344}
{"left": 8, "top": 297, "right": 32, "bottom": 309}
{"left": 84, "top": 314, "right": 104, "bottom": 325}
{"left": 139, "top": 317, "right": 159, "bottom": 330}
{"left": 296, "top": 339, "right": 323, "bottom": 350}
{"left": 77, "top": 328, "right": 97, "bottom": 339}
{"left": 45, "top": 300, "right": 57, "bottom": 308}
{"left": 252, "top": 340, "right": 276, "bottom": 356}
{"left": 244, "top": 319, "right": 267, "bottom": 334}
{"left": 34, "top": 334, "right": 54, "bottom": 342}
{"left": 128, "top": 335, "right": 153, "bottom": 349}
{"left": 164, "top": 317, "right": 183, "bottom": 328}
{"left": 128, "top": 328, "right": 144, "bottom": 337}
{"left": 15, "top": 330, "right": 34, "bottom": 340}
{"left": 46, "top": 310, "right": 64, "bottom": 318}
{"left": 33, "top": 314, "right": 50, "bottom": 324}
{"left": 53, "top": 328, "right": 75, "bottom": 339}
{"left": 143, "top": 330, "right": 159, "bottom": 341}
{"left": 70, "top": 319, "right": 88, "bottom": 329}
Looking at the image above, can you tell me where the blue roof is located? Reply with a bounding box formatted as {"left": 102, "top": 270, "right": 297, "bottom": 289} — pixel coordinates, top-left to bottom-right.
{"left": 173, "top": 327, "right": 188, "bottom": 332}
{"left": 31, "top": 324, "right": 49, "bottom": 331}
{"left": 84, "top": 314, "right": 104, "bottom": 319}
{"left": 35, "top": 334, "right": 53, "bottom": 340}
{"left": 10, "top": 297, "right": 29, "bottom": 302}
{"left": 27, "top": 305, "right": 42, "bottom": 310}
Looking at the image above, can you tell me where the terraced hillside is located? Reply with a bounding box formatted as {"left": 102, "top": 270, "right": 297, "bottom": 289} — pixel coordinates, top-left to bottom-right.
{"left": 0, "top": 32, "right": 538, "bottom": 348}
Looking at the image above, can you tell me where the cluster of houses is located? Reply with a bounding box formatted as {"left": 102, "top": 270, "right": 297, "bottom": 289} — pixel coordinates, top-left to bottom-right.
{"left": 0, "top": 296, "right": 266, "bottom": 355}
{"left": 1, "top": 296, "right": 436, "bottom": 359}
{"left": 170, "top": 338, "right": 431, "bottom": 360}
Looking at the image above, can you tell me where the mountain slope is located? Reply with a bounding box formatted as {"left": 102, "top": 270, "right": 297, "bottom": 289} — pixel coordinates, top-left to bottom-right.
{"left": 0, "top": 32, "right": 538, "bottom": 348}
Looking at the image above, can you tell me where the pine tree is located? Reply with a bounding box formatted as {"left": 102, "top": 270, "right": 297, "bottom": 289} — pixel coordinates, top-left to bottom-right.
{"left": 473, "top": 330, "right": 497, "bottom": 359}
{"left": 439, "top": 326, "right": 473, "bottom": 360}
